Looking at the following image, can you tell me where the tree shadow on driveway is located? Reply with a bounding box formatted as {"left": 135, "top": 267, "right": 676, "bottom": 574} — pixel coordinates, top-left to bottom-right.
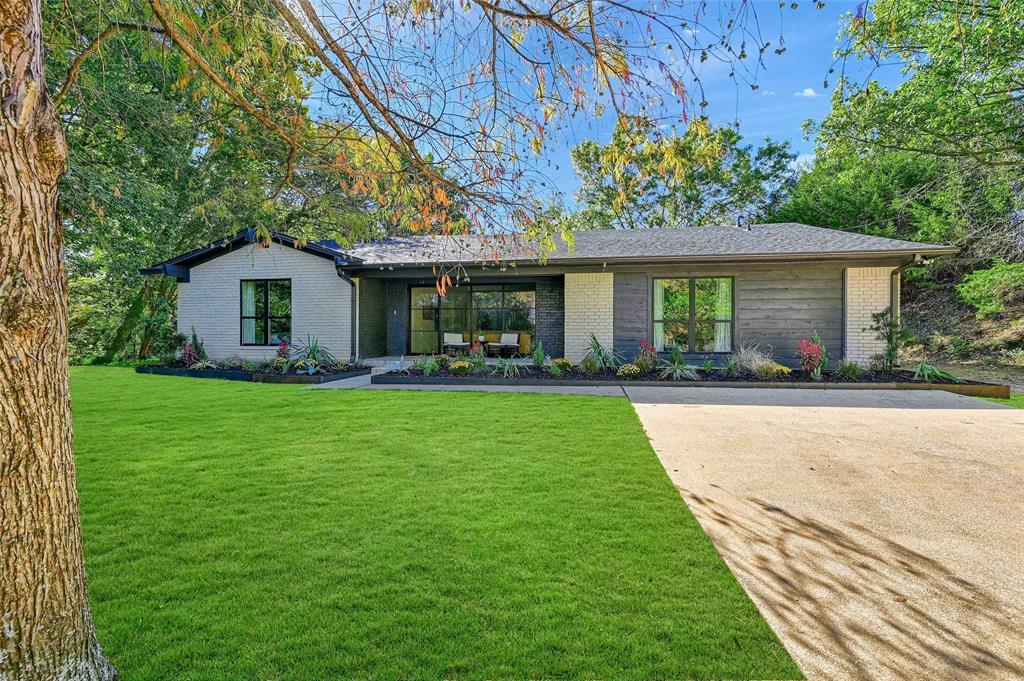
{"left": 682, "top": 490, "right": 1024, "bottom": 680}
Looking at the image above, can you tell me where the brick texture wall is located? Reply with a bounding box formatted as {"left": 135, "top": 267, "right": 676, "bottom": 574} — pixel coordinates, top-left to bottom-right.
{"left": 844, "top": 266, "right": 895, "bottom": 366}
{"left": 563, "top": 272, "right": 614, "bottom": 362}
{"left": 535, "top": 278, "right": 564, "bottom": 358}
{"left": 177, "top": 242, "right": 353, "bottom": 361}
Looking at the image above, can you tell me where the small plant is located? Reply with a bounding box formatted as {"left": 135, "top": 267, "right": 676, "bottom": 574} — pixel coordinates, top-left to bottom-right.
{"left": 531, "top": 339, "right": 546, "bottom": 368}
{"left": 275, "top": 340, "right": 290, "bottom": 360}
{"left": 634, "top": 341, "right": 659, "bottom": 373}
{"left": 834, "top": 361, "right": 863, "bottom": 380}
{"left": 659, "top": 346, "right": 698, "bottom": 381}
{"left": 179, "top": 341, "right": 199, "bottom": 368}
{"left": 493, "top": 356, "right": 521, "bottom": 378}
{"left": 722, "top": 357, "right": 739, "bottom": 377}
{"left": 293, "top": 335, "right": 338, "bottom": 368}
{"left": 582, "top": 333, "right": 623, "bottom": 370}
{"left": 269, "top": 356, "right": 290, "bottom": 373}
{"left": 190, "top": 327, "right": 208, "bottom": 361}
{"left": 796, "top": 335, "right": 825, "bottom": 380}
{"left": 578, "top": 355, "right": 601, "bottom": 375}
{"left": 869, "top": 307, "right": 912, "bottom": 373}
{"left": 412, "top": 355, "right": 440, "bottom": 376}
{"left": 754, "top": 361, "right": 792, "bottom": 379}
{"left": 241, "top": 360, "right": 260, "bottom": 372}
{"left": 701, "top": 359, "right": 715, "bottom": 372}
{"left": 913, "top": 362, "right": 964, "bottom": 383}
{"left": 449, "top": 360, "right": 473, "bottom": 376}
{"left": 467, "top": 351, "right": 488, "bottom": 374}
{"left": 616, "top": 363, "right": 641, "bottom": 379}
{"left": 189, "top": 359, "right": 219, "bottom": 370}
{"left": 731, "top": 343, "right": 772, "bottom": 375}
{"left": 434, "top": 354, "right": 452, "bottom": 369}
{"left": 548, "top": 362, "right": 564, "bottom": 378}
{"left": 551, "top": 358, "right": 574, "bottom": 373}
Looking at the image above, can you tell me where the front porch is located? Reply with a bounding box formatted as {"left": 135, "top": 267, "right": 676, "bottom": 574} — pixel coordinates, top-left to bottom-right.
{"left": 355, "top": 274, "right": 565, "bottom": 359}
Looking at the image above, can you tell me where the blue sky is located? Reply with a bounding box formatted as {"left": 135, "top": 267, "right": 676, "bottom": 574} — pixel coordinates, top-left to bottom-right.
{"left": 545, "top": 1, "right": 905, "bottom": 203}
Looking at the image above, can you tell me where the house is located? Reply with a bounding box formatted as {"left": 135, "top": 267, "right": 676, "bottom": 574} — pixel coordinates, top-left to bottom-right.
{"left": 140, "top": 224, "right": 956, "bottom": 366}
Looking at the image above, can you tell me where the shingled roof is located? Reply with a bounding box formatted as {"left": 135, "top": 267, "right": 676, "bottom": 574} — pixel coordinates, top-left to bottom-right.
{"left": 329, "top": 223, "right": 956, "bottom": 267}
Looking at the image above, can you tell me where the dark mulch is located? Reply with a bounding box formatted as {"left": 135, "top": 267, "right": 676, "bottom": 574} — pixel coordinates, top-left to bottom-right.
{"left": 393, "top": 366, "right": 990, "bottom": 385}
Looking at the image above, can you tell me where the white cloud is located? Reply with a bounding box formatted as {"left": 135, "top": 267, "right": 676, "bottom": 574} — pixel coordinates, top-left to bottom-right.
{"left": 794, "top": 87, "right": 818, "bottom": 98}
{"left": 761, "top": 90, "right": 776, "bottom": 97}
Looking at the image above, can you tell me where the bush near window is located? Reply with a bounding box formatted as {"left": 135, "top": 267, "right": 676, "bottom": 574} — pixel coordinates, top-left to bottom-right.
{"left": 551, "top": 358, "right": 574, "bottom": 373}
{"left": 834, "top": 361, "right": 863, "bottom": 380}
{"left": 956, "top": 260, "right": 1024, "bottom": 318}
{"left": 754, "top": 361, "right": 792, "bottom": 379}
{"left": 449, "top": 360, "right": 473, "bottom": 376}
{"left": 634, "top": 341, "right": 659, "bottom": 373}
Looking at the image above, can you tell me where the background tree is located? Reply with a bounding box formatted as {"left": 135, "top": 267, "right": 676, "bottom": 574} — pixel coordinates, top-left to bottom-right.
{"left": 568, "top": 118, "right": 795, "bottom": 230}
{"left": 3, "top": 0, "right": 798, "bottom": 678}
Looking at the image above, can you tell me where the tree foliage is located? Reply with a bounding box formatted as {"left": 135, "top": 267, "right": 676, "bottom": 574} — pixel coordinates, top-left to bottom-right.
{"left": 569, "top": 118, "right": 795, "bottom": 230}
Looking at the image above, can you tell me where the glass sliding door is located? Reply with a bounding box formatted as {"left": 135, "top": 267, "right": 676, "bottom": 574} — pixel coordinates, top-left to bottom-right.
{"left": 408, "top": 283, "right": 537, "bottom": 354}
{"left": 409, "top": 287, "right": 439, "bottom": 354}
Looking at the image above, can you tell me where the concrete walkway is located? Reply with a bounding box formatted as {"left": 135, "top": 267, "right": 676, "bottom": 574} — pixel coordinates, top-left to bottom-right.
{"left": 627, "top": 387, "right": 1024, "bottom": 680}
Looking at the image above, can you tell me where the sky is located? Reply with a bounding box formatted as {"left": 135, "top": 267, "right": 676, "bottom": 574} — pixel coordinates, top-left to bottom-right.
{"left": 544, "top": 0, "right": 905, "bottom": 204}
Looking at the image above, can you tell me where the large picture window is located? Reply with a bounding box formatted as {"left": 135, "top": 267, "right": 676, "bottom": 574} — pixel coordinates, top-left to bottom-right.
{"left": 241, "top": 279, "right": 291, "bottom": 346}
{"left": 653, "top": 277, "right": 733, "bottom": 353}
{"left": 409, "top": 284, "right": 536, "bottom": 353}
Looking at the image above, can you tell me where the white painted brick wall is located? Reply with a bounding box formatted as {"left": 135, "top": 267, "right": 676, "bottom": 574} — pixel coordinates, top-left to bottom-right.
{"left": 177, "top": 242, "right": 352, "bottom": 361}
{"left": 844, "top": 266, "right": 895, "bottom": 367}
{"left": 563, "top": 272, "right": 614, "bottom": 362}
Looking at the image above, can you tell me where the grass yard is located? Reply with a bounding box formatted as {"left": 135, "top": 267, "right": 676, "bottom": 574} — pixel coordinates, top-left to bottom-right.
{"left": 72, "top": 367, "right": 800, "bottom": 680}
{"left": 985, "top": 392, "right": 1024, "bottom": 409}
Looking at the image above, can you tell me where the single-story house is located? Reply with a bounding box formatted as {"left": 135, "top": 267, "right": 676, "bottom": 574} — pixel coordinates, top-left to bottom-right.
{"left": 141, "top": 224, "right": 956, "bottom": 366}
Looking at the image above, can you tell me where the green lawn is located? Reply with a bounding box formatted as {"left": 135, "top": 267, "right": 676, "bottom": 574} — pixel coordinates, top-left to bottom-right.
{"left": 72, "top": 367, "right": 799, "bottom": 680}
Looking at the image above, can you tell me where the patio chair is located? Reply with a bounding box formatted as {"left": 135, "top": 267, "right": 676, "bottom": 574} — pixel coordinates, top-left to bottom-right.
{"left": 442, "top": 333, "right": 470, "bottom": 352}
{"left": 487, "top": 333, "right": 520, "bottom": 357}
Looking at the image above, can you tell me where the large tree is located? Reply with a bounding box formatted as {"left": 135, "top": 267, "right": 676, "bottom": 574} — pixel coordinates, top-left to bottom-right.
{"left": 1, "top": 0, "right": 794, "bottom": 677}
{"left": 569, "top": 117, "right": 795, "bottom": 230}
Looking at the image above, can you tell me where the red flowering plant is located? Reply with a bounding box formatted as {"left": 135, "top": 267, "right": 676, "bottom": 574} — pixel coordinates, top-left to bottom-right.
{"left": 179, "top": 341, "right": 199, "bottom": 368}
{"left": 635, "top": 341, "right": 660, "bottom": 373}
{"left": 275, "top": 339, "right": 290, "bottom": 360}
{"left": 796, "top": 331, "right": 828, "bottom": 380}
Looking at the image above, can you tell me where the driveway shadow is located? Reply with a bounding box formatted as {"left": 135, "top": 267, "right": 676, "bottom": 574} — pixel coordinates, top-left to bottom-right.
{"left": 681, "top": 490, "right": 1024, "bottom": 680}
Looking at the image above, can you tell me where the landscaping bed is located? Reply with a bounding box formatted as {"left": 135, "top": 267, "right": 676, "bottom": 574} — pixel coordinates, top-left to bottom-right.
{"left": 137, "top": 364, "right": 370, "bottom": 384}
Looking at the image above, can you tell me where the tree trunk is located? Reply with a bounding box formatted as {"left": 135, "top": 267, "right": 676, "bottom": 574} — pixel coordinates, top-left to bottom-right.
{"left": 1, "top": 2, "right": 117, "bottom": 679}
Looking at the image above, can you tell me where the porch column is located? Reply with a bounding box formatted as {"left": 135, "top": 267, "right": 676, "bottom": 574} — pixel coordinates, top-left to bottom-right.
{"left": 563, "top": 272, "right": 614, "bottom": 362}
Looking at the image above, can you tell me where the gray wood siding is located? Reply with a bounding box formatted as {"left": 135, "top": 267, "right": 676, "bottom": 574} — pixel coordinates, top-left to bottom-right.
{"left": 735, "top": 268, "right": 843, "bottom": 359}
{"left": 613, "top": 266, "right": 844, "bottom": 362}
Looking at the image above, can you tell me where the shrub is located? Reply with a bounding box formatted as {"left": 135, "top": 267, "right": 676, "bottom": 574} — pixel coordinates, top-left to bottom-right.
{"left": 913, "top": 362, "right": 964, "bottom": 383}
{"left": 722, "top": 357, "right": 739, "bottom": 377}
{"left": 293, "top": 335, "right": 338, "bottom": 367}
{"left": 634, "top": 341, "right": 659, "bottom": 373}
{"left": 579, "top": 355, "right": 600, "bottom": 375}
{"left": 190, "top": 327, "right": 208, "bottom": 361}
{"left": 493, "top": 357, "right": 521, "bottom": 378}
{"left": 616, "top": 363, "right": 641, "bottom": 379}
{"left": 551, "top": 358, "right": 574, "bottom": 373}
{"left": 701, "top": 359, "right": 715, "bottom": 372}
{"left": 796, "top": 337, "right": 825, "bottom": 378}
{"left": 412, "top": 355, "right": 440, "bottom": 376}
{"left": 189, "top": 359, "right": 219, "bottom": 370}
{"left": 434, "top": 354, "right": 452, "bottom": 369}
{"left": 731, "top": 343, "right": 772, "bottom": 375}
{"left": 179, "top": 342, "right": 199, "bottom": 368}
{"left": 754, "top": 361, "right": 792, "bottom": 379}
{"left": 531, "top": 339, "right": 546, "bottom": 368}
{"left": 869, "top": 307, "right": 912, "bottom": 373}
{"left": 659, "top": 346, "right": 698, "bottom": 381}
{"left": 582, "top": 334, "right": 623, "bottom": 370}
{"left": 449, "top": 360, "right": 473, "bottom": 376}
{"left": 275, "top": 340, "right": 290, "bottom": 360}
{"left": 269, "top": 356, "right": 290, "bottom": 373}
{"left": 834, "top": 361, "right": 863, "bottom": 380}
{"left": 241, "top": 360, "right": 260, "bottom": 372}
{"left": 956, "top": 260, "right": 1024, "bottom": 318}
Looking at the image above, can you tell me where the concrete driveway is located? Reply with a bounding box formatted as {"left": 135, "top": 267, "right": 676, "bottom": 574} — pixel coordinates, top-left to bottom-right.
{"left": 627, "top": 388, "right": 1024, "bottom": 681}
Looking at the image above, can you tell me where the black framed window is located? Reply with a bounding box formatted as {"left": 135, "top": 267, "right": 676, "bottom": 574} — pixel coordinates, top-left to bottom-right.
{"left": 241, "top": 279, "right": 291, "bottom": 346}
{"left": 409, "top": 283, "right": 536, "bottom": 353}
{"left": 653, "top": 277, "right": 733, "bottom": 353}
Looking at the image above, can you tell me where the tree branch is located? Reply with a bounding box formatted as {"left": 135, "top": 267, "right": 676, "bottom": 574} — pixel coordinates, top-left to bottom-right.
{"left": 53, "top": 21, "right": 166, "bottom": 104}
